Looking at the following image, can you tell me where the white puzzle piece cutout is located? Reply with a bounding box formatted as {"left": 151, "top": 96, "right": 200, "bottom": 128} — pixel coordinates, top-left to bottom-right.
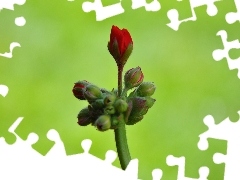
{"left": 198, "top": 113, "right": 240, "bottom": 180}
{"left": 131, "top": 0, "right": 161, "bottom": 11}
{"left": 225, "top": 0, "right": 240, "bottom": 24}
{"left": 167, "top": 0, "right": 221, "bottom": 31}
{"left": 82, "top": 0, "right": 124, "bottom": 21}
{"left": 212, "top": 30, "right": 240, "bottom": 79}
{"left": 166, "top": 155, "right": 209, "bottom": 180}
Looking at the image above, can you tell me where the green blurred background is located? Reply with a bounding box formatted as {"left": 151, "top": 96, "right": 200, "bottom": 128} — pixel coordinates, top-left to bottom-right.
{"left": 1, "top": 0, "right": 240, "bottom": 179}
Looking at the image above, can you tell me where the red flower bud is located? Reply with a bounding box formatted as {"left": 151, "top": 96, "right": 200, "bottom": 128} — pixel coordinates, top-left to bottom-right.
{"left": 108, "top": 25, "right": 133, "bottom": 68}
{"left": 72, "top": 80, "right": 90, "bottom": 100}
{"left": 124, "top": 67, "right": 144, "bottom": 89}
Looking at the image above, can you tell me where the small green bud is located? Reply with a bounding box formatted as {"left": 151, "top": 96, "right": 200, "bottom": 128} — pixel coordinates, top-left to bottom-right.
{"left": 136, "top": 82, "right": 156, "bottom": 97}
{"left": 124, "top": 67, "right": 144, "bottom": 89}
{"left": 104, "top": 105, "right": 116, "bottom": 115}
{"left": 84, "top": 85, "right": 103, "bottom": 101}
{"left": 95, "top": 115, "right": 111, "bottom": 131}
{"left": 114, "top": 99, "right": 128, "bottom": 113}
{"left": 104, "top": 93, "right": 116, "bottom": 106}
{"left": 77, "top": 108, "right": 92, "bottom": 126}
{"left": 110, "top": 115, "right": 120, "bottom": 129}
{"left": 91, "top": 99, "right": 104, "bottom": 109}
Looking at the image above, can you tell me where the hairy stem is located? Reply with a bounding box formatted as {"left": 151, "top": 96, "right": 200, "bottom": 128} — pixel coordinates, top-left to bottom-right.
{"left": 114, "top": 116, "right": 131, "bottom": 170}
{"left": 117, "top": 65, "right": 123, "bottom": 97}
{"left": 114, "top": 65, "right": 131, "bottom": 170}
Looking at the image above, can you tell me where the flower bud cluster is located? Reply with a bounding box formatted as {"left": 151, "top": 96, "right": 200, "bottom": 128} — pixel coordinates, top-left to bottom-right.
{"left": 73, "top": 67, "right": 156, "bottom": 130}
{"left": 73, "top": 81, "right": 128, "bottom": 131}
{"left": 124, "top": 71, "right": 156, "bottom": 125}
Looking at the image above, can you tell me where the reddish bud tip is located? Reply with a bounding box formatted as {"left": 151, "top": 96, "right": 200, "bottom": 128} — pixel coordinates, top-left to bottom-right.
{"left": 108, "top": 25, "right": 133, "bottom": 68}
{"left": 124, "top": 66, "right": 144, "bottom": 89}
{"left": 72, "top": 80, "right": 90, "bottom": 100}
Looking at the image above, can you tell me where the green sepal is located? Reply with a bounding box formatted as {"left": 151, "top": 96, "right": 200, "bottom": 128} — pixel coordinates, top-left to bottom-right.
{"left": 126, "top": 115, "right": 143, "bottom": 125}
{"left": 119, "top": 43, "right": 133, "bottom": 67}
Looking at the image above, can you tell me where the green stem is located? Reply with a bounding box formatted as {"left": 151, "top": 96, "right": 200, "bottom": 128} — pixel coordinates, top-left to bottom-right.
{"left": 114, "top": 116, "right": 131, "bottom": 170}
{"left": 114, "top": 65, "right": 131, "bottom": 170}
{"left": 117, "top": 65, "right": 123, "bottom": 97}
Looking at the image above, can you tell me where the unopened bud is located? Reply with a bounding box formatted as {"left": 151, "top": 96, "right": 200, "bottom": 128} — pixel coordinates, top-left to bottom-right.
{"left": 84, "top": 85, "right": 103, "bottom": 101}
{"left": 104, "top": 93, "right": 116, "bottom": 106}
{"left": 77, "top": 108, "right": 92, "bottom": 126}
{"left": 91, "top": 99, "right": 104, "bottom": 109}
{"left": 126, "top": 96, "right": 156, "bottom": 125}
{"left": 114, "top": 99, "right": 128, "bottom": 113}
{"left": 72, "top": 80, "right": 90, "bottom": 100}
{"left": 108, "top": 25, "right": 133, "bottom": 68}
{"left": 124, "top": 67, "right": 144, "bottom": 89}
{"left": 136, "top": 82, "right": 156, "bottom": 97}
{"left": 104, "top": 105, "right": 116, "bottom": 115}
{"left": 95, "top": 115, "right": 111, "bottom": 131}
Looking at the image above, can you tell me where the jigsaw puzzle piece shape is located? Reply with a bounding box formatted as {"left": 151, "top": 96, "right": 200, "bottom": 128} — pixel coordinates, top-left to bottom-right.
{"left": 225, "top": 0, "right": 240, "bottom": 24}
{"left": 5, "top": 117, "right": 40, "bottom": 158}
{"left": 167, "top": 0, "right": 220, "bottom": 31}
{"left": 212, "top": 30, "right": 240, "bottom": 78}
{"left": 152, "top": 168, "right": 163, "bottom": 180}
{"left": 199, "top": 114, "right": 240, "bottom": 146}
{"left": 131, "top": 0, "right": 161, "bottom": 11}
{"left": 45, "top": 129, "right": 66, "bottom": 157}
{"left": 198, "top": 112, "right": 240, "bottom": 179}
{"left": 0, "top": 0, "right": 26, "bottom": 10}
{"left": 0, "top": 85, "right": 9, "bottom": 97}
{"left": 58, "top": 139, "right": 139, "bottom": 180}
{"left": 166, "top": 155, "right": 209, "bottom": 180}
{"left": 0, "top": 118, "right": 43, "bottom": 180}
{"left": 213, "top": 151, "right": 240, "bottom": 180}
{"left": 82, "top": 0, "right": 124, "bottom": 21}
{"left": 0, "top": 42, "right": 21, "bottom": 58}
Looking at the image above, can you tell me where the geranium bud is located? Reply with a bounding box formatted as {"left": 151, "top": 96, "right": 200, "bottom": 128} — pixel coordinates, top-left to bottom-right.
{"left": 95, "top": 115, "right": 111, "bottom": 131}
{"left": 124, "top": 67, "right": 144, "bottom": 89}
{"left": 84, "top": 84, "right": 103, "bottom": 101}
{"left": 72, "top": 80, "right": 90, "bottom": 100}
{"left": 128, "top": 97, "right": 147, "bottom": 116}
{"left": 104, "top": 94, "right": 116, "bottom": 106}
{"left": 110, "top": 115, "right": 121, "bottom": 129}
{"left": 136, "top": 82, "right": 156, "bottom": 97}
{"left": 108, "top": 25, "right": 133, "bottom": 68}
{"left": 114, "top": 99, "right": 128, "bottom": 113}
{"left": 77, "top": 108, "right": 92, "bottom": 126}
{"left": 126, "top": 96, "right": 156, "bottom": 125}
{"left": 91, "top": 99, "right": 104, "bottom": 109}
{"left": 104, "top": 105, "right": 116, "bottom": 115}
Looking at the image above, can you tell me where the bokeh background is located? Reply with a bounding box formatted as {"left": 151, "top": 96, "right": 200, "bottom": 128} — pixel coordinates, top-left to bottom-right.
{"left": 1, "top": 0, "right": 240, "bottom": 179}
